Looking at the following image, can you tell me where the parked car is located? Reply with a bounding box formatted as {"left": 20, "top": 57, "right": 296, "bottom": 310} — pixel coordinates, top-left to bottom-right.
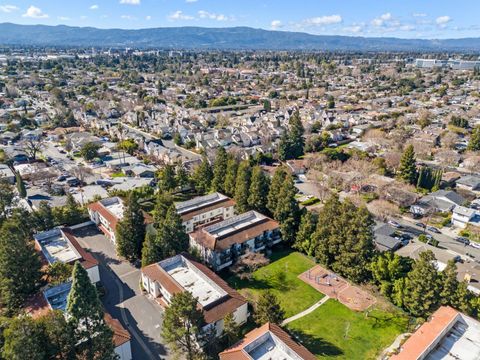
{"left": 57, "top": 175, "right": 67, "bottom": 182}
{"left": 470, "top": 242, "right": 480, "bottom": 250}
{"left": 388, "top": 220, "right": 402, "bottom": 228}
{"left": 427, "top": 226, "right": 441, "bottom": 234}
{"left": 415, "top": 222, "right": 425, "bottom": 228}
{"left": 454, "top": 237, "right": 470, "bottom": 245}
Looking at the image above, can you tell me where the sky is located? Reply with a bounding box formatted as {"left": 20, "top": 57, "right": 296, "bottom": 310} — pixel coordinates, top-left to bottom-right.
{"left": 0, "top": 0, "right": 479, "bottom": 39}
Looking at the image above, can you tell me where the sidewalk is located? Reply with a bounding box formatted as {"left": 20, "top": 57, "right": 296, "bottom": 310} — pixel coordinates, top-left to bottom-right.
{"left": 281, "top": 296, "right": 330, "bottom": 325}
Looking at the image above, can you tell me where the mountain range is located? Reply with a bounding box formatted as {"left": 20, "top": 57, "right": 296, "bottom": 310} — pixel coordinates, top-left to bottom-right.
{"left": 1, "top": 23, "right": 480, "bottom": 51}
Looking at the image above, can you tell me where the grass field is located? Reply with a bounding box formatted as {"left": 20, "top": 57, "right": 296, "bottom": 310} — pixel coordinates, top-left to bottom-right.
{"left": 286, "top": 299, "right": 409, "bottom": 360}
{"left": 226, "top": 251, "right": 324, "bottom": 317}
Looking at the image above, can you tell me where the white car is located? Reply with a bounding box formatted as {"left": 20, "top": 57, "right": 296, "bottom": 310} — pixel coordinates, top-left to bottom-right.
{"left": 470, "top": 242, "right": 480, "bottom": 250}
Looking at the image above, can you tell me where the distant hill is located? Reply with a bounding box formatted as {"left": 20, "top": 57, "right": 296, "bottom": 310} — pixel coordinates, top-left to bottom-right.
{"left": 1, "top": 23, "right": 480, "bottom": 51}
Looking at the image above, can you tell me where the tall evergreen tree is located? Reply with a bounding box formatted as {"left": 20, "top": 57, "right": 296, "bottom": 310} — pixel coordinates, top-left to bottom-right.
{"left": 66, "top": 262, "right": 116, "bottom": 360}
{"left": 267, "top": 166, "right": 288, "bottom": 216}
{"left": 152, "top": 191, "right": 173, "bottom": 228}
{"left": 15, "top": 172, "right": 26, "bottom": 198}
{"left": 0, "top": 219, "right": 41, "bottom": 314}
{"left": 274, "top": 175, "right": 301, "bottom": 243}
{"left": 398, "top": 144, "right": 417, "bottom": 185}
{"left": 254, "top": 291, "right": 285, "bottom": 325}
{"left": 293, "top": 211, "right": 318, "bottom": 256}
{"left": 222, "top": 312, "right": 241, "bottom": 346}
{"left": 234, "top": 161, "right": 252, "bottom": 213}
{"left": 248, "top": 165, "right": 270, "bottom": 214}
{"left": 115, "top": 192, "right": 146, "bottom": 262}
{"left": 467, "top": 125, "right": 480, "bottom": 151}
{"left": 192, "top": 155, "right": 213, "bottom": 194}
{"left": 40, "top": 310, "right": 76, "bottom": 360}
{"left": 278, "top": 111, "right": 305, "bottom": 160}
{"left": 211, "top": 147, "right": 228, "bottom": 193}
{"left": 157, "top": 164, "right": 177, "bottom": 193}
{"left": 61, "top": 193, "right": 83, "bottom": 226}
{"left": 2, "top": 316, "right": 46, "bottom": 360}
{"left": 403, "top": 251, "right": 441, "bottom": 318}
{"left": 223, "top": 155, "right": 238, "bottom": 197}
{"left": 161, "top": 291, "right": 203, "bottom": 360}
{"left": 35, "top": 200, "right": 56, "bottom": 231}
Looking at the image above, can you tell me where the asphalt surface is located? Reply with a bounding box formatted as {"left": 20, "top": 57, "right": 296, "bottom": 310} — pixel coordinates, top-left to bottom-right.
{"left": 72, "top": 226, "right": 171, "bottom": 360}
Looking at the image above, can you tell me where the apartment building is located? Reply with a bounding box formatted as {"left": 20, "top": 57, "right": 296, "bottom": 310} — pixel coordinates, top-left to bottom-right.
{"left": 141, "top": 254, "right": 248, "bottom": 337}
{"left": 175, "top": 192, "right": 235, "bottom": 233}
{"left": 189, "top": 210, "right": 281, "bottom": 271}
{"left": 87, "top": 196, "right": 124, "bottom": 243}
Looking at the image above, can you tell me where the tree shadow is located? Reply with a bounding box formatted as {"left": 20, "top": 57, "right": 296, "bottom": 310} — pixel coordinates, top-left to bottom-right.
{"left": 367, "top": 312, "right": 409, "bottom": 330}
{"left": 288, "top": 329, "right": 344, "bottom": 357}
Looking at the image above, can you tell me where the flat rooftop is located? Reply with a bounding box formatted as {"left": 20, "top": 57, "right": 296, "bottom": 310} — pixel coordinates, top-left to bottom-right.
{"left": 175, "top": 192, "right": 228, "bottom": 215}
{"left": 159, "top": 255, "right": 227, "bottom": 307}
{"left": 99, "top": 196, "right": 124, "bottom": 219}
{"left": 204, "top": 211, "right": 266, "bottom": 239}
{"left": 34, "top": 228, "right": 82, "bottom": 264}
{"left": 43, "top": 282, "right": 71, "bottom": 312}
{"left": 246, "top": 332, "right": 302, "bottom": 360}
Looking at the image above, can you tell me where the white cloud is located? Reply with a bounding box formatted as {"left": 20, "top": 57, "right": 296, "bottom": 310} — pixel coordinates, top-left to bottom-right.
{"left": 436, "top": 15, "right": 451, "bottom": 27}
{"left": 400, "top": 24, "right": 416, "bottom": 31}
{"left": 120, "top": 0, "right": 140, "bottom": 5}
{"left": 22, "top": 6, "right": 48, "bottom": 19}
{"left": 371, "top": 12, "right": 392, "bottom": 27}
{"left": 198, "top": 10, "right": 229, "bottom": 21}
{"left": 303, "top": 15, "right": 342, "bottom": 26}
{"left": 145, "top": 15, "right": 151, "bottom": 20}
{"left": 168, "top": 10, "right": 194, "bottom": 21}
{"left": 0, "top": 5, "right": 18, "bottom": 13}
{"left": 413, "top": 13, "right": 427, "bottom": 17}
{"left": 90, "top": 5, "right": 99, "bottom": 10}
{"left": 58, "top": 16, "right": 70, "bottom": 21}
{"left": 186, "top": 0, "right": 198, "bottom": 2}
{"left": 343, "top": 25, "right": 363, "bottom": 33}
{"left": 271, "top": 20, "right": 283, "bottom": 30}
{"left": 121, "top": 14, "right": 136, "bottom": 20}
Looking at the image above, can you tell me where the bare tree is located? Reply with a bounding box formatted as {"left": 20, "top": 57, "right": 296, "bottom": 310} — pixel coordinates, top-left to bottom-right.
{"left": 23, "top": 136, "right": 45, "bottom": 160}
{"left": 230, "top": 251, "right": 270, "bottom": 280}
{"left": 367, "top": 199, "right": 400, "bottom": 221}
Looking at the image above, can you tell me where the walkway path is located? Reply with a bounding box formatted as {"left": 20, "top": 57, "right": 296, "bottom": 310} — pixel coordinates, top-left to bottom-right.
{"left": 281, "top": 296, "right": 330, "bottom": 326}
{"left": 380, "top": 333, "right": 411, "bottom": 359}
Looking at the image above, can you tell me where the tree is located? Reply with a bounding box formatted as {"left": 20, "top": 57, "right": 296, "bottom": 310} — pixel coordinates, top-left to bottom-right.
{"left": 191, "top": 156, "right": 213, "bottom": 194}
{"left": 230, "top": 250, "right": 270, "bottom": 280}
{"left": 23, "top": 136, "right": 44, "bottom": 160}
{"left": 274, "top": 175, "right": 300, "bottom": 243}
{"left": 235, "top": 161, "right": 252, "bottom": 213}
{"left": 0, "top": 219, "right": 41, "bottom": 314}
{"left": 248, "top": 166, "right": 270, "bottom": 214}
{"left": 278, "top": 111, "right": 305, "bottom": 160}
{"left": 312, "top": 195, "right": 375, "bottom": 283}
{"left": 15, "top": 172, "right": 26, "bottom": 198}
{"left": 175, "top": 165, "right": 190, "bottom": 190}
{"left": 117, "top": 139, "right": 138, "bottom": 155}
{"left": 254, "top": 291, "right": 284, "bottom": 325}
{"left": 39, "top": 310, "right": 76, "bottom": 360}
{"left": 66, "top": 262, "right": 116, "bottom": 360}
{"left": 142, "top": 205, "right": 188, "bottom": 266}
{"left": 116, "top": 192, "right": 146, "bottom": 262}
{"left": 293, "top": 211, "right": 318, "bottom": 256}
{"left": 468, "top": 125, "right": 480, "bottom": 151}
{"left": 403, "top": 251, "right": 440, "bottom": 318}
{"left": 327, "top": 95, "right": 335, "bottom": 109}
{"left": 2, "top": 317, "right": 46, "bottom": 360}
{"left": 370, "top": 252, "right": 412, "bottom": 298}
{"left": 0, "top": 182, "right": 14, "bottom": 222}
{"left": 34, "top": 200, "right": 55, "bottom": 231}
{"left": 80, "top": 142, "right": 101, "bottom": 161}
{"left": 59, "top": 193, "right": 83, "bottom": 226}
{"left": 223, "top": 156, "right": 238, "bottom": 197}
{"left": 161, "top": 291, "right": 203, "bottom": 360}
{"left": 157, "top": 164, "right": 177, "bottom": 193}
{"left": 398, "top": 144, "right": 417, "bottom": 185}
{"left": 223, "top": 313, "right": 240, "bottom": 346}
{"left": 267, "top": 167, "right": 288, "bottom": 216}
{"left": 46, "top": 262, "right": 73, "bottom": 285}
{"left": 211, "top": 147, "right": 228, "bottom": 193}
{"left": 152, "top": 191, "right": 173, "bottom": 228}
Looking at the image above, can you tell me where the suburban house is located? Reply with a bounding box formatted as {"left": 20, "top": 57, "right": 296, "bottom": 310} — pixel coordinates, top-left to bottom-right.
{"left": 88, "top": 197, "right": 125, "bottom": 243}
{"left": 87, "top": 196, "right": 152, "bottom": 243}
{"left": 34, "top": 227, "right": 100, "bottom": 283}
{"left": 175, "top": 192, "right": 236, "bottom": 233}
{"left": 219, "top": 322, "right": 317, "bottom": 360}
{"left": 391, "top": 306, "right": 480, "bottom": 360}
{"left": 189, "top": 210, "right": 281, "bottom": 271}
{"left": 141, "top": 254, "right": 248, "bottom": 337}
{"left": 410, "top": 190, "right": 466, "bottom": 216}
{"left": 456, "top": 175, "right": 480, "bottom": 193}
{"left": 373, "top": 223, "right": 402, "bottom": 252}
{"left": 452, "top": 205, "right": 480, "bottom": 228}
{"left": 0, "top": 164, "right": 15, "bottom": 184}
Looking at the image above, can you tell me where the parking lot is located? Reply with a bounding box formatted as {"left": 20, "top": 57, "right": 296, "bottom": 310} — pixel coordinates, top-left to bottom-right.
{"left": 72, "top": 225, "right": 171, "bottom": 359}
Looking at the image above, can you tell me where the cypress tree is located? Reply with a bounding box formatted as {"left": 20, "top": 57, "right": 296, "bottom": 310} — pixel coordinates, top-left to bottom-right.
{"left": 192, "top": 155, "right": 213, "bottom": 194}
{"left": 254, "top": 291, "right": 285, "bottom": 325}
{"left": 234, "top": 161, "right": 252, "bottom": 213}
{"left": 467, "top": 125, "right": 480, "bottom": 151}
{"left": 35, "top": 200, "right": 55, "bottom": 231}
{"left": 224, "top": 155, "right": 238, "bottom": 197}
{"left": 293, "top": 211, "right": 317, "bottom": 256}
{"left": 274, "top": 175, "right": 301, "bottom": 243}
{"left": 440, "top": 260, "right": 460, "bottom": 307}
{"left": 62, "top": 193, "right": 83, "bottom": 226}
{"left": 152, "top": 191, "right": 173, "bottom": 228}
{"left": 211, "top": 147, "right": 228, "bottom": 193}
{"left": 15, "top": 172, "right": 26, "bottom": 198}
{"left": 115, "top": 192, "right": 146, "bottom": 262}
{"left": 267, "top": 166, "right": 288, "bottom": 216}
{"left": 157, "top": 164, "right": 177, "bottom": 193}
{"left": 40, "top": 310, "right": 76, "bottom": 360}
{"left": 248, "top": 166, "right": 270, "bottom": 214}
{"left": 398, "top": 144, "right": 417, "bottom": 185}
{"left": 66, "top": 262, "right": 116, "bottom": 360}
{"left": 2, "top": 317, "right": 46, "bottom": 360}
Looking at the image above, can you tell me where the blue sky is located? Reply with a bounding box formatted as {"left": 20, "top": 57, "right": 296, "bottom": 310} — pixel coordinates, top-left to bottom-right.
{"left": 0, "top": 0, "right": 479, "bottom": 39}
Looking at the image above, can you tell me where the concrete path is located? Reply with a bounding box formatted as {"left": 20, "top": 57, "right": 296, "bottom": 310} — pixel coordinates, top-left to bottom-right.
{"left": 379, "top": 333, "right": 411, "bottom": 359}
{"left": 281, "top": 295, "right": 330, "bottom": 325}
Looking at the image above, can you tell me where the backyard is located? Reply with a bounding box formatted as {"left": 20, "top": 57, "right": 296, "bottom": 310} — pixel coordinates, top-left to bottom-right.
{"left": 226, "top": 251, "right": 324, "bottom": 317}
{"left": 286, "top": 299, "right": 410, "bottom": 360}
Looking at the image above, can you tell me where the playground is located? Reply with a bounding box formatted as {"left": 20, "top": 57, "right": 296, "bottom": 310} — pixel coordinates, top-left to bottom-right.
{"left": 299, "top": 265, "right": 376, "bottom": 311}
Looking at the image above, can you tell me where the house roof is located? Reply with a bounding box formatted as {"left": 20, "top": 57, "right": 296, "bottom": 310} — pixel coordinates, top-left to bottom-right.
{"left": 104, "top": 312, "right": 131, "bottom": 347}
{"left": 457, "top": 175, "right": 480, "bottom": 189}
{"left": 219, "top": 322, "right": 317, "bottom": 360}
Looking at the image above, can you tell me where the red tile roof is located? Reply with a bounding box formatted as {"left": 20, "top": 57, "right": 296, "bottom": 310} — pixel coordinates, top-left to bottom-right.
{"left": 391, "top": 306, "right": 459, "bottom": 360}
{"left": 104, "top": 312, "right": 131, "bottom": 347}
{"left": 62, "top": 228, "right": 99, "bottom": 269}
{"left": 88, "top": 201, "right": 120, "bottom": 231}
{"left": 219, "top": 322, "right": 317, "bottom": 360}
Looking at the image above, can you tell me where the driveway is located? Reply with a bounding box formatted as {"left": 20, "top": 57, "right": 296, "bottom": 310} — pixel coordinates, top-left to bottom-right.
{"left": 72, "top": 226, "right": 171, "bottom": 359}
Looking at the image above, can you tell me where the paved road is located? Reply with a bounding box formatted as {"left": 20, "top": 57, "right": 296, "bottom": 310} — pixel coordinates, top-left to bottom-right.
{"left": 42, "top": 141, "right": 77, "bottom": 171}
{"left": 72, "top": 226, "right": 171, "bottom": 360}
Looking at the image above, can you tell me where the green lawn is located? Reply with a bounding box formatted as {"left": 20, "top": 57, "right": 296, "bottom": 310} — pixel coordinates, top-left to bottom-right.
{"left": 226, "top": 251, "right": 323, "bottom": 317}
{"left": 286, "top": 299, "right": 409, "bottom": 360}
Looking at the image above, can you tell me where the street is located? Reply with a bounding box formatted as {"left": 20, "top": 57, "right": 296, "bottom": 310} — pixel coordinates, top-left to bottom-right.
{"left": 72, "top": 226, "right": 171, "bottom": 360}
